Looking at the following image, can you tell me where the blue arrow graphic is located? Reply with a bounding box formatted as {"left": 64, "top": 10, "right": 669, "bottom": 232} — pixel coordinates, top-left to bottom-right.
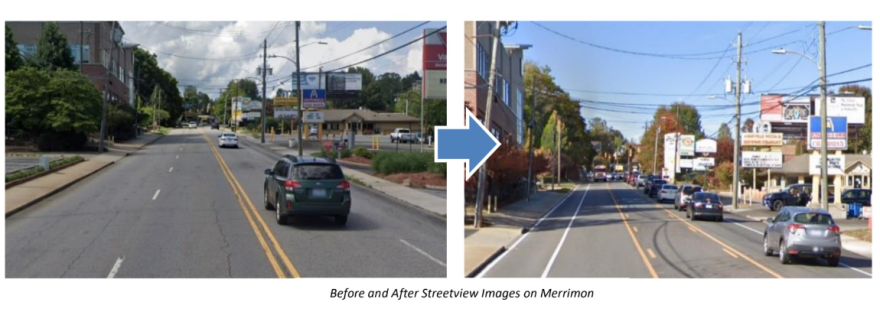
{"left": 434, "top": 109, "right": 501, "bottom": 179}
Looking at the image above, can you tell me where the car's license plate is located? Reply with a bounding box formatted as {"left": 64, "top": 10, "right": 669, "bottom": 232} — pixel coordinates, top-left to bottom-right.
{"left": 808, "top": 229, "right": 824, "bottom": 236}
{"left": 311, "top": 189, "right": 327, "bottom": 198}
{"left": 813, "top": 246, "right": 823, "bottom": 252}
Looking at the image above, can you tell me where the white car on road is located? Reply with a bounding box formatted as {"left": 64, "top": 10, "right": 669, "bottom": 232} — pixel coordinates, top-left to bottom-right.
{"left": 658, "top": 184, "right": 678, "bottom": 203}
{"left": 218, "top": 132, "right": 239, "bottom": 148}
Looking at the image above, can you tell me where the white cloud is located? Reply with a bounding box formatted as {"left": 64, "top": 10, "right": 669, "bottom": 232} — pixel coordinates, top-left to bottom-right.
{"left": 121, "top": 21, "right": 430, "bottom": 98}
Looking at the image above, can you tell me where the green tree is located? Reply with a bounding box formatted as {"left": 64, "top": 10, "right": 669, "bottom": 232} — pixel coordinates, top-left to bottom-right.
{"left": 134, "top": 48, "right": 183, "bottom": 125}
{"left": 669, "top": 102, "right": 704, "bottom": 139}
{"left": 44, "top": 70, "right": 102, "bottom": 133}
{"left": 34, "top": 22, "right": 76, "bottom": 71}
{"left": 6, "top": 24, "right": 23, "bottom": 72}
{"left": 5, "top": 67, "right": 52, "bottom": 141}
{"left": 393, "top": 89, "right": 421, "bottom": 117}
{"left": 717, "top": 123, "right": 732, "bottom": 141}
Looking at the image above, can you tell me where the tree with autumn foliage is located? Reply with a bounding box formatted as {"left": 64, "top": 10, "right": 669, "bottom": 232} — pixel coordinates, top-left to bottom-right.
{"left": 465, "top": 140, "right": 549, "bottom": 203}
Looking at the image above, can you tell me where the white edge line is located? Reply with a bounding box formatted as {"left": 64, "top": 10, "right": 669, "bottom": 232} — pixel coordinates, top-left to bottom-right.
{"left": 152, "top": 189, "right": 161, "bottom": 201}
{"left": 727, "top": 216, "right": 872, "bottom": 277}
{"left": 475, "top": 184, "right": 581, "bottom": 278}
{"left": 168, "top": 167, "right": 173, "bottom": 173}
{"left": 399, "top": 239, "right": 445, "bottom": 267}
{"left": 107, "top": 257, "right": 124, "bottom": 278}
{"left": 541, "top": 184, "right": 591, "bottom": 278}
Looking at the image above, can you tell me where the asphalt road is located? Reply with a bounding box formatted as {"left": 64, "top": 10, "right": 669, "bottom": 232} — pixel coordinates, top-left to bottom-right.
{"left": 6, "top": 128, "right": 446, "bottom": 278}
{"left": 478, "top": 181, "right": 871, "bottom": 278}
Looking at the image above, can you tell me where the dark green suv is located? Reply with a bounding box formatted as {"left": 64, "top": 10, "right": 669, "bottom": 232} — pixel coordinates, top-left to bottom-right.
{"left": 264, "top": 156, "right": 351, "bottom": 225}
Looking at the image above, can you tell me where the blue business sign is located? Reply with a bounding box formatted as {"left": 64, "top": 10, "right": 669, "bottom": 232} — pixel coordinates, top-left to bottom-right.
{"left": 808, "top": 116, "right": 847, "bottom": 150}
{"left": 302, "top": 89, "right": 326, "bottom": 108}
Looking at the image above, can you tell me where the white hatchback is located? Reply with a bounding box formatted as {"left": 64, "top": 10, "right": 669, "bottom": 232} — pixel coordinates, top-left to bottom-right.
{"left": 218, "top": 132, "right": 238, "bottom": 148}
{"left": 658, "top": 184, "right": 678, "bottom": 203}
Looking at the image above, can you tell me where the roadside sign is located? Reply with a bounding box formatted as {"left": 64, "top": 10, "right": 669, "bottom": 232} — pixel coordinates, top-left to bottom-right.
{"left": 694, "top": 157, "right": 715, "bottom": 171}
{"left": 679, "top": 135, "right": 695, "bottom": 156}
{"left": 303, "top": 111, "right": 324, "bottom": 124}
{"left": 695, "top": 138, "right": 717, "bottom": 154}
{"left": 810, "top": 154, "right": 845, "bottom": 175}
{"left": 742, "top": 133, "right": 783, "bottom": 146}
{"left": 808, "top": 116, "right": 847, "bottom": 150}
{"left": 302, "top": 89, "right": 326, "bottom": 108}
{"left": 741, "top": 151, "right": 783, "bottom": 169}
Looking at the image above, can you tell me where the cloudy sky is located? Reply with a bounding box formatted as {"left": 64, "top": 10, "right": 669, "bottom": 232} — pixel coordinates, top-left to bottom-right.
{"left": 120, "top": 21, "right": 446, "bottom": 99}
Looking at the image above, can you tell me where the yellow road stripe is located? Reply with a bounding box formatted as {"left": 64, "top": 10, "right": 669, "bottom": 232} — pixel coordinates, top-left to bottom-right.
{"left": 638, "top": 191, "right": 783, "bottom": 278}
{"left": 722, "top": 248, "right": 740, "bottom": 259}
{"left": 201, "top": 131, "right": 301, "bottom": 278}
{"left": 688, "top": 226, "right": 697, "bottom": 233}
{"left": 646, "top": 248, "right": 657, "bottom": 259}
{"left": 633, "top": 226, "right": 639, "bottom": 233}
{"left": 201, "top": 132, "right": 284, "bottom": 278}
{"left": 607, "top": 184, "right": 659, "bottom": 278}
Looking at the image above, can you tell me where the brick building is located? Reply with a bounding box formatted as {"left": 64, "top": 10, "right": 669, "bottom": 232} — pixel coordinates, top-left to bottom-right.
{"left": 7, "top": 21, "right": 138, "bottom": 107}
{"left": 464, "top": 21, "right": 530, "bottom": 146}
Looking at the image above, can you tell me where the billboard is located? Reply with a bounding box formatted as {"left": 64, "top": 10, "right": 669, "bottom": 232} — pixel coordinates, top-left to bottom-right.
{"left": 274, "top": 107, "right": 298, "bottom": 119}
{"left": 678, "top": 135, "right": 695, "bottom": 156}
{"left": 694, "top": 157, "right": 715, "bottom": 171}
{"left": 742, "top": 151, "right": 783, "bottom": 169}
{"left": 302, "top": 89, "right": 326, "bottom": 109}
{"left": 760, "top": 95, "right": 810, "bottom": 123}
{"left": 274, "top": 97, "right": 298, "bottom": 107}
{"left": 679, "top": 158, "right": 693, "bottom": 169}
{"left": 695, "top": 138, "right": 717, "bottom": 154}
{"left": 823, "top": 95, "right": 865, "bottom": 124}
{"left": 291, "top": 73, "right": 326, "bottom": 89}
{"left": 808, "top": 116, "right": 847, "bottom": 150}
{"left": 663, "top": 133, "right": 677, "bottom": 174}
{"left": 810, "top": 154, "right": 845, "bottom": 175}
{"left": 742, "top": 133, "right": 783, "bottom": 146}
{"left": 423, "top": 28, "right": 446, "bottom": 100}
{"left": 327, "top": 73, "right": 362, "bottom": 93}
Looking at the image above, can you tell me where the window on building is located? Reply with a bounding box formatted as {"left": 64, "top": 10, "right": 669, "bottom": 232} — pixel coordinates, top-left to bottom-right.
{"left": 504, "top": 80, "right": 510, "bottom": 105}
{"left": 103, "top": 50, "right": 109, "bottom": 69}
{"left": 492, "top": 127, "right": 500, "bottom": 139}
{"left": 70, "top": 45, "right": 90, "bottom": 64}
{"left": 520, "top": 58, "right": 524, "bottom": 77}
{"left": 17, "top": 44, "right": 36, "bottom": 59}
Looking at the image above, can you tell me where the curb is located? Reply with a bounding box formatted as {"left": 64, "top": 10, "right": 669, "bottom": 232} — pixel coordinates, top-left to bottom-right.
{"left": 426, "top": 185, "right": 447, "bottom": 191}
{"left": 466, "top": 246, "right": 506, "bottom": 278}
{"left": 5, "top": 160, "right": 115, "bottom": 218}
{"left": 5, "top": 158, "right": 84, "bottom": 189}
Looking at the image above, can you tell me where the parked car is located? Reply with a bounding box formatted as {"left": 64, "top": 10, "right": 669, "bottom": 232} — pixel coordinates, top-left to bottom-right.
{"left": 657, "top": 184, "right": 678, "bottom": 203}
{"left": 685, "top": 192, "right": 724, "bottom": 222}
{"left": 840, "top": 189, "right": 871, "bottom": 207}
{"left": 218, "top": 132, "right": 239, "bottom": 148}
{"left": 389, "top": 128, "right": 411, "bottom": 143}
{"left": 763, "top": 184, "right": 812, "bottom": 211}
{"left": 637, "top": 175, "right": 652, "bottom": 188}
{"left": 762, "top": 207, "right": 841, "bottom": 266}
{"left": 674, "top": 184, "right": 703, "bottom": 211}
{"left": 648, "top": 179, "right": 667, "bottom": 197}
{"left": 629, "top": 173, "right": 641, "bottom": 186}
{"left": 211, "top": 122, "right": 220, "bottom": 130}
{"left": 188, "top": 121, "right": 197, "bottom": 128}
{"left": 263, "top": 156, "right": 351, "bottom": 226}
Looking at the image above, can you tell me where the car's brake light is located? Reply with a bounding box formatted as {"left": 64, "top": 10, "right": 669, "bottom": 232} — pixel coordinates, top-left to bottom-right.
{"left": 337, "top": 181, "right": 350, "bottom": 191}
{"left": 285, "top": 180, "right": 302, "bottom": 191}
{"left": 828, "top": 225, "right": 840, "bottom": 235}
{"left": 787, "top": 223, "right": 805, "bottom": 234}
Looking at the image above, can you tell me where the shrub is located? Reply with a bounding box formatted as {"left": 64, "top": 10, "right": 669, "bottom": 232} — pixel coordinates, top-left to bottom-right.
{"left": 352, "top": 147, "right": 373, "bottom": 159}
{"left": 371, "top": 152, "right": 434, "bottom": 175}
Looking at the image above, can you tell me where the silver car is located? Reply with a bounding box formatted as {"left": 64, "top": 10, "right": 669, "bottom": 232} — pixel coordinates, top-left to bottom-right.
{"left": 674, "top": 184, "right": 702, "bottom": 211}
{"left": 218, "top": 132, "right": 239, "bottom": 148}
{"left": 763, "top": 207, "right": 841, "bottom": 266}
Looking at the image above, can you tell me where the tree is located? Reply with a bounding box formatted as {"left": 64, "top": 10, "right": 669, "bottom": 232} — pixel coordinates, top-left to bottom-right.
{"left": 669, "top": 102, "right": 704, "bottom": 138}
{"left": 135, "top": 48, "right": 183, "bottom": 126}
{"left": 717, "top": 123, "right": 732, "bottom": 141}
{"left": 742, "top": 118, "right": 755, "bottom": 133}
{"left": 45, "top": 70, "right": 103, "bottom": 133}
{"left": 6, "top": 24, "right": 23, "bottom": 72}
{"left": 5, "top": 67, "right": 52, "bottom": 141}
{"left": 34, "top": 22, "right": 76, "bottom": 71}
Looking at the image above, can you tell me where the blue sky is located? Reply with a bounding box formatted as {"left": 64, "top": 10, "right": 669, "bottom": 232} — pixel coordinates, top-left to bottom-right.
{"left": 504, "top": 21, "right": 872, "bottom": 141}
{"left": 122, "top": 21, "right": 445, "bottom": 98}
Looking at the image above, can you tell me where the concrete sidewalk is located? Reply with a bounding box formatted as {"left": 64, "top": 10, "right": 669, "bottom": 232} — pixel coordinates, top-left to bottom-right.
{"left": 5, "top": 134, "right": 161, "bottom": 217}
{"left": 241, "top": 135, "right": 447, "bottom": 218}
{"left": 464, "top": 188, "right": 573, "bottom": 276}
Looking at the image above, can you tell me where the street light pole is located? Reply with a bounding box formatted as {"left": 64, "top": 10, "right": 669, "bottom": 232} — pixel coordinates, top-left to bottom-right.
{"left": 653, "top": 123, "right": 660, "bottom": 176}
{"left": 733, "top": 31, "right": 743, "bottom": 209}
{"left": 295, "top": 21, "right": 303, "bottom": 157}
{"left": 474, "top": 21, "right": 502, "bottom": 229}
{"left": 819, "top": 21, "right": 828, "bottom": 211}
{"left": 527, "top": 78, "right": 536, "bottom": 201}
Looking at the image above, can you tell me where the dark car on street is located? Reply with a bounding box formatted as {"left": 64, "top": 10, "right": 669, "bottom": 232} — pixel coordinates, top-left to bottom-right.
{"left": 264, "top": 156, "right": 352, "bottom": 226}
{"left": 763, "top": 184, "right": 812, "bottom": 211}
{"left": 840, "top": 188, "right": 871, "bottom": 207}
{"left": 685, "top": 192, "right": 724, "bottom": 222}
{"left": 648, "top": 179, "right": 667, "bottom": 197}
{"left": 211, "top": 122, "right": 220, "bottom": 130}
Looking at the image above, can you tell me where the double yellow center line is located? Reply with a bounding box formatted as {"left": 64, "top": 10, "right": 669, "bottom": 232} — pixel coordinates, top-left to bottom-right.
{"left": 200, "top": 131, "right": 300, "bottom": 278}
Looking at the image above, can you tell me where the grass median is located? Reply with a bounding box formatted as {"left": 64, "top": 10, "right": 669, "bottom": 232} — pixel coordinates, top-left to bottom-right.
{"left": 5, "top": 155, "right": 84, "bottom": 183}
{"left": 843, "top": 229, "right": 872, "bottom": 242}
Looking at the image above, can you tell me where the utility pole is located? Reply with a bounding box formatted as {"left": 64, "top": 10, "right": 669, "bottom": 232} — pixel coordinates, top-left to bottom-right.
{"left": 261, "top": 39, "right": 268, "bottom": 144}
{"left": 556, "top": 113, "right": 561, "bottom": 185}
{"left": 420, "top": 65, "right": 425, "bottom": 152}
{"left": 474, "top": 21, "right": 502, "bottom": 229}
{"left": 819, "top": 21, "right": 828, "bottom": 210}
{"left": 526, "top": 78, "right": 536, "bottom": 201}
{"left": 733, "top": 32, "right": 743, "bottom": 209}
{"left": 295, "top": 21, "right": 303, "bottom": 156}
{"left": 653, "top": 124, "right": 660, "bottom": 176}
{"left": 99, "top": 36, "right": 116, "bottom": 152}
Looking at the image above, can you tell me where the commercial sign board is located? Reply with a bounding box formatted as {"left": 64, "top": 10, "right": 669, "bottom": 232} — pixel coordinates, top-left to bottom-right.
{"left": 274, "top": 97, "right": 299, "bottom": 107}
{"left": 291, "top": 73, "right": 325, "bottom": 89}
{"left": 742, "top": 133, "right": 784, "bottom": 146}
{"left": 664, "top": 133, "right": 677, "bottom": 174}
{"left": 679, "top": 158, "right": 693, "bottom": 169}
{"left": 741, "top": 151, "right": 783, "bottom": 169}
{"left": 760, "top": 95, "right": 811, "bottom": 123}
{"left": 810, "top": 154, "right": 845, "bottom": 175}
{"left": 808, "top": 116, "right": 847, "bottom": 150}
{"left": 423, "top": 28, "right": 446, "bottom": 100}
{"left": 695, "top": 138, "right": 717, "bottom": 154}
{"left": 327, "top": 73, "right": 363, "bottom": 92}
{"left": 302, "top": 89, "right": 326, "bottom": 109}
{"left": 678, "top": 135, "right": 695, "bottom": 156}
{"left": 274, "top": 107, "right": 298, "bottom": 119}
{"left": 822, "top": 95, "right": 865, "bottom": 124}
{"left": 303, "top": 111, "right": 324, "bottom": 124}
{"left": 694, "top": 157, "right": 715, "bottom": 171}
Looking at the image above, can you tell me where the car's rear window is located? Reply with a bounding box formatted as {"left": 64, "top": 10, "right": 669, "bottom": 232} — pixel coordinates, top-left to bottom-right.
{"left": 794, "top": 213, "right": 834, "bottom": 225}
{"left": 683, "top": 186, "right": 702, "bottom": 195}
{"left": 293, "top": 164, "right": 344, "bottom": 180}
{"left": 222, "top": 133, "right": 236, "bottom": 137}
{"left": 663, "top": 185, "right": 677, "bottom": 190}
{"left": 694, "top": 193, "right": 721, "bottom": 203}
{"left": 398, "top": 129, "right": 410, "bottom": 133}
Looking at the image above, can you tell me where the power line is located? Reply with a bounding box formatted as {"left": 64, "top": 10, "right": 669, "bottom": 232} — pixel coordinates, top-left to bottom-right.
{"left": 302, "top": 21, "right": 430, "bottom": 71}
{"left": 324, "top": 26, "right": 446, "bottom": 73}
